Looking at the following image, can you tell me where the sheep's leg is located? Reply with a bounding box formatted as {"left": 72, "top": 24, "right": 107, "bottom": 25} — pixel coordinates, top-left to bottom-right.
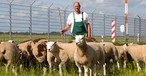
{"left": 123, "top": 60, "right": 127, "bottom": 68}
{"left": 59, "top": 61, "right": 65, "bottom": 76}
{"left": 99, "top": 63, "right": 106, "bottom": 76}
{"left": 83, "top": 65, "right": 88, "bottom": 76}
{"left": 5, "top": 60, "right": 11, "bottom": 75}
{"left": 75, "top": 62, "right": 82, "bottom": 76}
{"left": 93, "top": 64, "right": 96, "bottom": 76}
{"left": 42, "top": 67, "right": 47, "bottom": 76}
{"left": 12, "top": 65, "right": 18, "bottom": 76}
{"left": 123, "top": 53, "right": 127, "bottom": 68}
{"left": 117, "top": 61, "right": 120, "bottom": 69}
{"left": 5, "top": 64, "right": 8, "bottom": 75}
{"left": 137, "top": 62, "right": 141, "bottom": 72}
{"left": 19, "top": 64, "right": 23, "bottom": 72}
{"left": 103, "top": 63, "right": 106, "bottom": 76}
{"left": 49, "top": 62, "right": 52, "bottom": 74}
{"left": 113, "top": 59, "right": 119, "bottom": 71}
{"left": 106, "top": 62, "right": 110, "bottom": 73}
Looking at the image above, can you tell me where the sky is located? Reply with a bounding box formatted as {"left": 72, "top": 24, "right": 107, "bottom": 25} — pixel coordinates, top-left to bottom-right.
{"left": 1, "top": 0, "right": 145, "bottom": 18}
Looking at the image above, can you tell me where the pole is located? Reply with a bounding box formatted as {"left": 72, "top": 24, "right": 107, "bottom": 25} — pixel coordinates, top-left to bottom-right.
{"left": 47, "top": 3, "right": 53, "bottom": 40}
{"left": 137, "top": 15, "right": 141, "bottom": 42}
{"left": 91, "top": 9, "right": 96, "bottom": 37}
{"left": 63, "top": 5, "right": 69, "bottom": 42}
{"left": 58, "top": 8, "right": 64, "bottom": 42}
{"left": 30, "top": 0, "right": 36, "bottom": 40}
{"left": 111, "top": 20, "right": 115, "bottom": 42}
{"left": 8, "top": 0, "right": 14, "bottom": 40}
{"left": 124, "top": 0, "right": 128, "bottom": 43}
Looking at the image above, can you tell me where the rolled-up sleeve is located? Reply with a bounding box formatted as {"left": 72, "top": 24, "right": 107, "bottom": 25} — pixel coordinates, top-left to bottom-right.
{"left": 66, "top": 13, "right": 73, "bottom": 25}
{"left": 85, "top": 13, "right": 90, "bottom": 24}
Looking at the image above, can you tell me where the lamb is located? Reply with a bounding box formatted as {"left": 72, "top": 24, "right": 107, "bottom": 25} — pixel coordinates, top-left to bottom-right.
{"left": 115, "top": 45, "right": 127, "bottom": 68}
{"left": 46, "top": 41, "right": 76, "bottom": 76}
{"left": 0, "top": 42, "right": 20, "bottom": 75}
{"left": 31, "top": 38, "right": 49, "bottom": 76}
{"left": 99, "top": 42, "right": 119, "bottom": 73}
{"left": 17, "top": 40, "right": 36, "bottom": 67}
{"left": 32, "top": 39, "right": 48, "bottom": 63}
{"left": 74, "top": 35, "right": 105, "bottom": 76}
{"left": 124, "top": 44, "right": 146, "bottom": 72}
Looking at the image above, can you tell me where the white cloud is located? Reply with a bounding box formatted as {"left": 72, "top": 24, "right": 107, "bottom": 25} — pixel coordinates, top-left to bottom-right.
{"left": 96, "top": 0, "right": 104, "bottom": 3}
{"left": 16, "top": 11, "right": 27, "bottom": 16}
{"left": 98, "top": 11, "right": 104, "bottom": 14}
{"left": 140, "top": 0, "right": 146, "bottom": 5}
{"left": 0, "top": 15, "right": 5, "bottom": 18}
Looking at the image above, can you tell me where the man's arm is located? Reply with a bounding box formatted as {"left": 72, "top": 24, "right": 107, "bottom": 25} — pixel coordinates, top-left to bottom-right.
{"left": 86, "top": 23, "right": 91, "bottom": 39}
{"left": 60, "top": 24, "right": 71, "bottom": 34}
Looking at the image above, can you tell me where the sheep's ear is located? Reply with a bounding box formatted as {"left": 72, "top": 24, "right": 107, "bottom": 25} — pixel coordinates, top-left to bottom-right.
{"left": 54, "top": 41, "right": 57, "bottom": 44}
{"left": 126, "top": 43, "right": 129, "bottom": 46}
{"left": 42, "top": 41, "right": 48, "bottom": 45}
{"left": 72, "top": 34, "right": 76, "bottom": 36}
{"left": 84, "top": 34, "right": 86, "bottom": 37}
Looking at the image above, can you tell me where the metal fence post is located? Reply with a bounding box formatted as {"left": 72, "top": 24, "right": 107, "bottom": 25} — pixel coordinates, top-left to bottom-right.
{"left": 8, "top": 0, "right": 14, "bottom": 40}
{"left": 134, "top": 17, "right": 137, "bottom": 43}
{"left": 47, "top": 3, "right": 53, "bottom": 40}
{"left": 63, "top": 5, "right": 69, "bottom": 42}
{"left": 29, "top": 0, "right": 36, "bottom": 40}
{"left": 103, "top": 14, "right": 105, "bottom": 41}
{"left": 137, "top": 16, "right": 141, "bottom": 42}
{"left": 91, "top": 13, "right": 93, "bottom": 37}
{"left": 91, "top": 9, "right": 96, "bottom": 37}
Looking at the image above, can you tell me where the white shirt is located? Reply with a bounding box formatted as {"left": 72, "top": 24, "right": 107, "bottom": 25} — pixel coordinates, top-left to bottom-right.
{"left": 66, "top": 12, "right": 90, "bottom": 33}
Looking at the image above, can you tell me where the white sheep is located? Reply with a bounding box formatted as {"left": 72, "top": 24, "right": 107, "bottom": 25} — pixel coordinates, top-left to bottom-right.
{"left": 0, "top": 42, "right": 20, "bottom": 75}
{"left": 99, "top": 42, "right": 119, "bottom": 73}
{"left": 124, "top": 44, "right": 146, "bottom": 72}
{"left": 46, "top": 41, "right": 76, "bottom": 76}
{"left": 74, "top": 35, "right": 105, "bottom": 76}
{"left": 115, "top": 45, "right": 127, "bottom": 68}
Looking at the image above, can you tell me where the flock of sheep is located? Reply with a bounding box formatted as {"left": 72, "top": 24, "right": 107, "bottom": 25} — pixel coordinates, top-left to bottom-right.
{"left": 0, "top": 35, "right": 145, "bottom": 76}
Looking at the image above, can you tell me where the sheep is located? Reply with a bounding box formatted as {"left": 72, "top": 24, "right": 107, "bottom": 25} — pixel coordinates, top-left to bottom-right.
{"left": 46, "top": 41, "right": 77, "bottom": 76}
{"left": 17, "top": 40, "right": 36, "bottom": 67}
{"left": 17, "top": 38, "right": 49, "bottom": 66}
{"left": 0, "top": 42, "right": 20, "bottom": 75}
{"left": 99, "top": 42, "right": 119, "bottom": 74}
{"left": 1, "top": 40, "right": 15, "bottom": 44}
{"left": 124, "top": 44, "right": 146, "bottom": 72}
{"left": 32, "top": 39, "right": 48, "bottom": 63}
{"left": 31, "top": 38, "right": 49, "bottom": 76}
{"left": 74, "top": 35, "right": 105, "bottom": 76}
{"left": 115, "top": 45, "right": 127, "bottom": 68}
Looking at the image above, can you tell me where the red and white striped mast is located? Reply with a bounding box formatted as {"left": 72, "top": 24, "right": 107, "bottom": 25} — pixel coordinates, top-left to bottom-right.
{"left": 124, "top": 0, "right": 128, "bottom": 42}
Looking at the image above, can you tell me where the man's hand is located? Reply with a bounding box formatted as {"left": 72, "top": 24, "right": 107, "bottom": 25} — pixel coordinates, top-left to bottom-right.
{"left": 60, "top": 30, "right": 64, "bottom": 34}
{"left": 86, "top": 36, "right": 91, "bottom": 42}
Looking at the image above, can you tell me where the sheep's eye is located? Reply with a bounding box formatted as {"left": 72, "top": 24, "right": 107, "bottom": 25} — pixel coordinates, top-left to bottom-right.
{"left": 81, "top": 37, "right": 84, "bottom": 40}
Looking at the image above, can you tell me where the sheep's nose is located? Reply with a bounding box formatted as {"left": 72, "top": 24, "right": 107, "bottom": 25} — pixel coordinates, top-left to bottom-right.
{"left": 76, "top": 42, "right": 79, "bottom": 45}
{"left": 47, "top": 49, "right": 50, "bottom": 51}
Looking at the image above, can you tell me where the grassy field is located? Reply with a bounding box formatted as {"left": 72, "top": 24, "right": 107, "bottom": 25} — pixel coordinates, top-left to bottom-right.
{"left": 1, "top": 34, "right": 146, "bottom": 76}
{"left": 0, "top": 33, "right": 141, "bottom": 44}
{"left": 1, "top": 62, "right": 146, "bottom": 76}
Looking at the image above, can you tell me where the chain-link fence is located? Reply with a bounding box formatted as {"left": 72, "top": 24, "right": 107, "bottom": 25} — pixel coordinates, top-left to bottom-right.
{"left": 0, "top": 2, "right": 146, "bottom": 43}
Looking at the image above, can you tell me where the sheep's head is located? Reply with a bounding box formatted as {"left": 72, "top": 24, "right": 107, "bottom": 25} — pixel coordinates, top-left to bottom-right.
{"left": 75, "top": 35, "right": 85, "bottom": 46}
{"left": 46, "top": 41, "right": 57, "bottom": 52}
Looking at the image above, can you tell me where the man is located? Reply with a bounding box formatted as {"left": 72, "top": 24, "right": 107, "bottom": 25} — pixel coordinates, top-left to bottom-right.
{"left": 60, "top": 1, "right": 91, "bottom": 40}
